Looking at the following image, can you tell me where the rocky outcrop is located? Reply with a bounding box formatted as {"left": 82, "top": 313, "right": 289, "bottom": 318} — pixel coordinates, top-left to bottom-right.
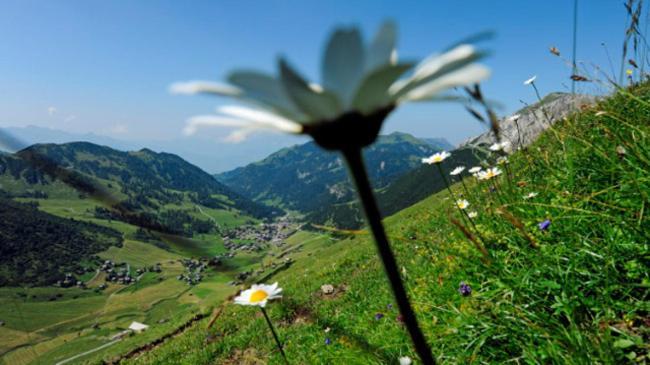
{"left": 461, "top": 92, "right": 597, "bottom": 152}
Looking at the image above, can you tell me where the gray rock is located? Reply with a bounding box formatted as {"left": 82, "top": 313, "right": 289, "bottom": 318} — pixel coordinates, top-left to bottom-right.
{"left": 461, "top": 92, "right": 597, "bottom": 152}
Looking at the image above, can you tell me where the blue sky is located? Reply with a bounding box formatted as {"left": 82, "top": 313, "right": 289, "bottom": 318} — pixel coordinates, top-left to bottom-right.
{"left": 0, "top": 0, "right": 630, "bottom": 148}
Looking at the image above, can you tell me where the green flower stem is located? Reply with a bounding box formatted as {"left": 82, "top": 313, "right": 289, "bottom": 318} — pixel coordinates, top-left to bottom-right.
{"left": 491, "top": 179, "right": 506, "bottom": 206}
{"left": 460, "top": 209, "right": 490, "bottom": 258}
{"left": 436, "top": 163, "right": 455, "bottom": 200}
{"left": 437, "top": 164, "right": 489, "bottom": 250}
{"left": 459, "top": 176, "right": 473, "bottom": 200}
{"left": 260, "top": 307, "right": 289, "bottom": 365}
{"left": 343, "top": 148, "right": 435, "bottom": 365}
{"left": 502, "top": 163, "right": 514, "bottom": 191}
{"left": 531, "top": 82, "right": 553, "bottom": 128}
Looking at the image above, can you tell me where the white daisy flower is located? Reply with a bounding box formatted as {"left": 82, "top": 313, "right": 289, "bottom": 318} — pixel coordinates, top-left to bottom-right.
{"left": 422, "top": 151, "right": 451, "bottom": 164}
{"left": 171, "top": 21, "right": 490, "bottom": 143}
{"left": 507, "top": 114, "right": 521, "bottom": 122}
{"left": 234, "top": 282, "right": 282, "bottom": 308}
{"left": 456, "top": 199, "right": 470, "bottom": 210}
{"left": 468, "top": 211, "right": 478, "bottom": 218}
{"left": 524, "top": 75, "right": 537, "bottom": 85}
{"left": 450, "top": 166, "right": 465, "bottom": 175}
{"left": 399, "top": 356, "right": 413, "bottom": 365}
{"left": 477, "top": 167, "right": 502, "bottom": 180}
{"left": 468, "top": 166, "right": 482, "bottom": 174}
{"left": 496, "top": 156, "right": 509, "bottom": 165}
{"left": 524, "top": 192, "right": 538, "bottom": 199}
{"left": 489, "top": 141, "right": 510, "bottom": 152}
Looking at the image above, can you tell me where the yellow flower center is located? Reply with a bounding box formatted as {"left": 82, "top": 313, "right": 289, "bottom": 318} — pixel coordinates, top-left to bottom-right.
{"left": 250, "top": 289, "right": 269, "bottom": 303}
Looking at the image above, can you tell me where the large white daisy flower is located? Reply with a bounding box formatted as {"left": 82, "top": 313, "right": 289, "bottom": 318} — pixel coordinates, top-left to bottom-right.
{"left": 171, "top": 21, "right": 490, "bottom": 143}
{"left": 234, "top": 282, "right": 283, "bottom": 308}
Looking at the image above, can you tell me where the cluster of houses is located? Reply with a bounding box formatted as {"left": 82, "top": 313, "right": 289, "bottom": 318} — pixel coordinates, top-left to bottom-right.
{"left": 100, "top": 260, "right": 136, "bottom": 285}
{"left": 222, "top": 219, "right": 297, "bottom": 254}
{"left": 176, "top": 259, "right": 207, "bottom": 286}
{"left": 56, "top": 273, "right": 86, "bottom": 288}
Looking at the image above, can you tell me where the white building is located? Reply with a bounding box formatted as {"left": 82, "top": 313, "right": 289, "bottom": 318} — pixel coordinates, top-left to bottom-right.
{"left": 128, "top": 321, "right": 149, "bottom": 333}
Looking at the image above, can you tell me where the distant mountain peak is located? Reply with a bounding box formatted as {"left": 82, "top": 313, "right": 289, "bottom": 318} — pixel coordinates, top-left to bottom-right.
{"left": 216, "top": 132, "right": 444, "bottom": 213}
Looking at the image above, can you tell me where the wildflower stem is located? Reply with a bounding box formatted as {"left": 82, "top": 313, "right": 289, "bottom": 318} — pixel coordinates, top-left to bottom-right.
{"left": 530, "top": 82, "right": 553, "bottom": 128}
{"left": 439, "top": 165, "right": 489, "bottom": 248}
{"left": 502, "top": 162, "right": 514, "bottom": 190}
{"left": 461, "top": 209, "right": 489, "bottom": 249}
{"left": 459, "top": 176, "right": 472, "bottom": 199}
{"left": 436, "top": 164, "right": 456, "bottom": 200}
{"left": 343, "top": 148, "right": 435, "bottom": 365}
{"left": 260, "top": 307, "right": 289, "bottom": 365}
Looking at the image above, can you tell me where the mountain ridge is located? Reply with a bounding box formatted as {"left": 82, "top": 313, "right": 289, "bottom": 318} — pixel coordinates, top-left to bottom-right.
{"left": 216, "top": 132, "right": 450, "bottom": 214}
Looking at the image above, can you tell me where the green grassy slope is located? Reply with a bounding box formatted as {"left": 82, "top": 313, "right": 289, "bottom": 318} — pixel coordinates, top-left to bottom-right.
{"left": 127, "top": 84, "right": 650, "bottom": 364}
{"left": 216, "top": 132, "right": 445, "bottom": 213}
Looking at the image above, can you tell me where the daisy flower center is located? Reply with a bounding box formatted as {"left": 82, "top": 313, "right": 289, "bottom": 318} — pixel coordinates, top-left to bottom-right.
{"left": 250, "top": 289, "right": 269, "bottom": 303}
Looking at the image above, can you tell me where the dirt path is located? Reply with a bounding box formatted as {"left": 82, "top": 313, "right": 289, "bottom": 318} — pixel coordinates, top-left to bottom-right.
{"left": 54, "top": 339, "right": 121, "bottom": 365}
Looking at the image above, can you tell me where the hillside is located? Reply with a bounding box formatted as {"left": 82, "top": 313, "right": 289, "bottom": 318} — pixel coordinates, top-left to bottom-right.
{"left": 1, "top": 142, "right": 279, "bottom": 219}
{"left": 0, "top": 125, "right": 299, "bottom": 173}
{"left": 308, "top": 147, "right": 483, "bottom": 228}
{"left": 216, "top": 132, "right": 447, "bottom": 213}
{"left": 124, "top": 84, "right": 650, "bottom": 364}
{"left": 421, "top": 137, "right": 455, "bottom": 151}
{"left": 0, "top": 198, "right": 123, "bottom": 286}
{"left": 0, "top": 143, "right": 295, "bottom": 364}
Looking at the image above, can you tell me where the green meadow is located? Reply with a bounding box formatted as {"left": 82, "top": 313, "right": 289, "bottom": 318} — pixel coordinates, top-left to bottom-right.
{"left": 123, "top": 84, "right": 650, "bottom": 364}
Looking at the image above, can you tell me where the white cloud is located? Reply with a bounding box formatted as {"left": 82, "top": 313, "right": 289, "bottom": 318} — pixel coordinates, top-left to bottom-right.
{"left": 47, "top": 106, "right": 57, "bottom": 116}
{"left": 110, "top": 124, "right": 129, "bottom": 134}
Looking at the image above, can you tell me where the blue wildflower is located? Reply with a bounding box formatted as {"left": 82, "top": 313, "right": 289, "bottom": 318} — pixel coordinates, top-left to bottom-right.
{"left": 459, "top": 281, "right": 472, "bottom": 296}
{"left": 374, "top": 313, "right": 384, "bottom": 320}
{"left": 538, "top": 219, "right": 551, "bottom": 231}
{"left": 325, "top": 338, "right": 331, "bottom": 345}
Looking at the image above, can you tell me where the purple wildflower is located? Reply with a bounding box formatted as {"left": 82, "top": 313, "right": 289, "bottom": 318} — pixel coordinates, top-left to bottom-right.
{"left": 396, "top": 314, "right": 404, "bottom": 323}
{"left": 374, "top": 313, "right": 384, "bottom": 321}
{"left": 458, "top": 281, "right": 472, "bottom": 296}
{"left": 387, "top": 303, "right": 393, "bottom": 310}
{"left": 538, "top": 219, "right": 551, "bottom": 231}
{"left": 325, "top": 338, "right": 331, "bottom": 345}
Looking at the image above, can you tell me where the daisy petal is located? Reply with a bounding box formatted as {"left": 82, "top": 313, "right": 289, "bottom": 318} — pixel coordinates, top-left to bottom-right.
{"left": 322, "top": 27, "right": 366, "bottom": 106}
{"left": 390, "top": 45, "right": 488, "bottom": 99}
{"left": 400, "top": 64, "right": 490, "bottom": 102}
{"left": 443, "top": 30, "right": 495, "bottom": 52}
{"left": 169, "top": 81, "right": 241, "bottom": 97}
{"left": 352, "top": 62, "right": 414, "bottom": 114}
{"left": 366, "top": 20, "right": 398, "bottom": 72}
{"left": 227, "top": 71, "right": 305, "bottom": 121}
{"left": 218, "top": 105, "right": 303, "bottom": 133}
{"left": 279, "top": 58, "right": 342, "bottom": 121}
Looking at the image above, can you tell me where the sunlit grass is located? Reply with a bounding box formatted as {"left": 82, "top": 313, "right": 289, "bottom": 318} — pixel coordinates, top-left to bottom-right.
{"left": 125, "top": 82, "right": 649, "bottom": 364}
